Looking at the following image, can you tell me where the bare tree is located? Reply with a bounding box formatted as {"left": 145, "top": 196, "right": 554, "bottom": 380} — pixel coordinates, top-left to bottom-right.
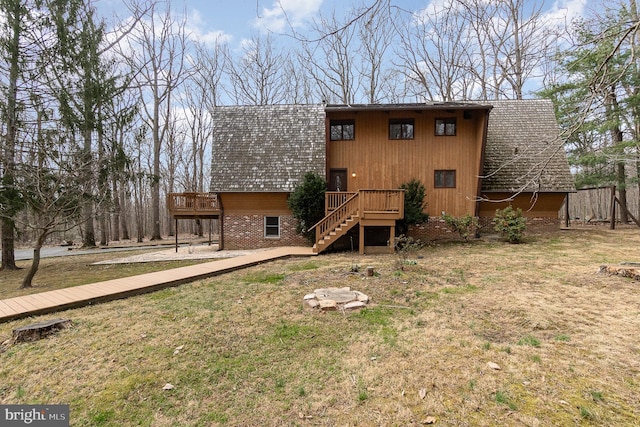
{"left": 356, "top": 1, "right": 396, "bottom": 103}
{"left": 123, "top": 0, "right": 189, "bottom": 240}
{"left": 302, "top": 10, "right": 359, "bottom": 104}
{"left": 225, "top": 33, "right": 288, "bottom": 105}
{"left": 395, "top": 0, "right": 476, "bottom": 101}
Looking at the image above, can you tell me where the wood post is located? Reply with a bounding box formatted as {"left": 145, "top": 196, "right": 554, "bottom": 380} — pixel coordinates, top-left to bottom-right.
{"left": 610, "top": 185, "right": 616, "bottom": 230}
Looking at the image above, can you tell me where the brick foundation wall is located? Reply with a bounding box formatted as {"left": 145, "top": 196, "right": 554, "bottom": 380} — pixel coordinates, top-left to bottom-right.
{"left": 408, "top": 216, "right": 562, "bottom": 242}
{"left": 223, "top": 214, "right": 309, "bottom": 250}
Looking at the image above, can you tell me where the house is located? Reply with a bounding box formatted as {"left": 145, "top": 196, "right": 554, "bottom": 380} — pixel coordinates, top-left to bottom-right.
{"left": 169, "top": 100, "right": 575, "bottom": 254}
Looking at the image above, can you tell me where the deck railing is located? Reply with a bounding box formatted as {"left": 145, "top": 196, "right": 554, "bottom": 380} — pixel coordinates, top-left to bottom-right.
{"left": 359, "top": 189, "right": 404, "bottom": 217}
{"left": 325, "top": 192, "right": 357, "bottom": 213}
{"left": 167, "top": 192, "right": 220, "bottom": 216}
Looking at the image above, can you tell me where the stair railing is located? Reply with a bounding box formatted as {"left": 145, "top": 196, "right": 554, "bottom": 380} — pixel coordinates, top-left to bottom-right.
{"left": 311, "top": 192, "right": 360, "bottom": 243}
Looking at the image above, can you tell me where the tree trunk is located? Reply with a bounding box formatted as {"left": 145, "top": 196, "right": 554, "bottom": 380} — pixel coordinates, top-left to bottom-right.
{"left": 1, "top": 0, "right": 22, "bottom": 271}
{"left": 1, "top": 219, "right": 18, "bottom": 270}
{"left": 119, "top": 181, "right": 129, "bottom": 240}
{"left": 617, "top": 162, "right": 629, "bottom": 223}
{"left": 21, "top": 236, "right": 45, "bottom": 289}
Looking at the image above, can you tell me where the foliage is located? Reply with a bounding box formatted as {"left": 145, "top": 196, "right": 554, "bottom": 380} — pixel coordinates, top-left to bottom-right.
{"left": 442, "top": 213, "right": 479, "bottom": 241}
{"left": 287, "top": 172, "right": 327, "bottom": 242}
{"left": 394, "top": 234, "right": 424, "bottom": 270}
{"left": 493, "top": 206, "right": 526, "bottom": 243}
{"left": 397, "top": 179, "right": 429, "bottom": 234}
{"left": 539, "top": 6, "right": 640, "bottom": 193}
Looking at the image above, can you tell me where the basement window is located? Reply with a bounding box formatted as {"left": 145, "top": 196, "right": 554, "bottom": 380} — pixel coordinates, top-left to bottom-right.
{"left": 389, "top": 119, "right": 414, "bottom": 139}
{"left": 434, "top": 170, "right": 456, "bottom": 188}
{"left": 435, "top": 118, "right": 456, "bottom": 136}
{"left": 330, "top": 120, "right": 355, "bottom": 140}
{"left": 265, "top": 216, "right": 280, "bottom": 238}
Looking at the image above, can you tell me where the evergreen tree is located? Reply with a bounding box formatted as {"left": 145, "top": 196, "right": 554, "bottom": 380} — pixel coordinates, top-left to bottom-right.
{"left": 287, "top": 172, "right": 327, "bottom": 242}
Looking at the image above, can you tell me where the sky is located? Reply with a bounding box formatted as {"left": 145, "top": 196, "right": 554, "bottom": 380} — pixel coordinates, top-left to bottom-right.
{"left": 97, "top": 0, "right": 604, "bottom": 53}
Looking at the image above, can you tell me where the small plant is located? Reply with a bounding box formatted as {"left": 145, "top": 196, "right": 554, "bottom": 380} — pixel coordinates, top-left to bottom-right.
{"left": 494, "top": 390, "right": 517, "bottom": 410}
{"left": 554, "top": 334, "right": 570, "bottom": 342}
{"left": 493, "top": 206, "right": 527, "bottom": 243}
{"left": 579, "top": 406, "right": 594, "bottom": 419}
{"left": 590, "top": 390, "right": 604, "bottom": 402}
{"left": 442, "top": 213, "right": 479, "bottom": 241}
{"left": 517, "top": 335, "right": 541, "bottom": 347}
{"left": 394, "top": 234, "right": 424, "bottom": 270}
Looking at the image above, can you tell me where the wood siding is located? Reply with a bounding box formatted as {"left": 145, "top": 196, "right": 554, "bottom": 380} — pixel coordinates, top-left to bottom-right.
{"left": 326, "top": 109, "right": 487, "bottom": 217}
{"left": 478, "top": 193, "right": 567, "bottom": 217}
{"left": 219, "top": 192, "right": 291, "bottom": 215}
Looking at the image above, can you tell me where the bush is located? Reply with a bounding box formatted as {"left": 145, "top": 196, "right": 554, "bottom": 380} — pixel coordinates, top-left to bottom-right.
{"left": 287, "top": 172, "right": 327, "bottom": 242}
{"left": 394, "top": 234, "right": 424, "bottom": 270}
{"left": 442, "top": 213, "right": 479, "bottom": 241}
{"left": 397, "top": 179, "right": 429, "bottom": 234}
{"left": 493, "top": 206, "right": 526, "bottom": 243}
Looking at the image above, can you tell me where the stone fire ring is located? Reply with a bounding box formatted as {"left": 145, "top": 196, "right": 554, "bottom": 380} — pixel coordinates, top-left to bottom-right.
{"left": 303, "top": 287, "right": 370, "bottom": 311}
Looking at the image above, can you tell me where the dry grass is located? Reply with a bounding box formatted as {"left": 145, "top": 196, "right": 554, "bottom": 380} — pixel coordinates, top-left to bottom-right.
{"left": 1, "top": 228, "right": 639, "bottom": 426}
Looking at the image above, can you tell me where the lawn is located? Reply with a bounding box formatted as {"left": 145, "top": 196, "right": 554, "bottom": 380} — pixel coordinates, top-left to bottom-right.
{"left": 1, "top": 228, "right": 639, "bottom": 426}
{"left": 0, "top": 248, "right": 212, "bottom": 299}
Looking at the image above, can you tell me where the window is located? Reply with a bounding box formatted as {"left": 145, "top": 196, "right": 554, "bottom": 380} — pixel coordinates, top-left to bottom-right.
{"left": 434, "top": 170, "right": 456, "bottom": 188}
{"left": 330, "top": 120, "right": 355, "bottom": 140}
{"left": 435, "top": 118, "right": 456, "bottom": 136}
{"left": 265, "top": 216, "right": 280, "bottom": 238}
{"left": 389, "top": 119, "right": 414, "bottom": 139}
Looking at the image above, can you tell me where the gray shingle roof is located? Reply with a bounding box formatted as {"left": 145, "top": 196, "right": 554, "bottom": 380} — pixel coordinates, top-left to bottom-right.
{"left": 482, "top": 99, "right": 575, "bottom": 193}
{"left": 210, "top": 104, "right": 326, "bottom": 192}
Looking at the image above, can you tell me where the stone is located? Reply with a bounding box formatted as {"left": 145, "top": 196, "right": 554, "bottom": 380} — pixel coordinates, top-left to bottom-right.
{"left": 306, "top": 299, "right": 319, "bottom": 309}
{"left": 344, "top": 301, "right": 366, "bottom": 310}
{"left": 318, "top": 300, "right": 338, "bottom": 311}
{"left": 314, "top": 287, "right": 358, "bottom": 304}
{"left": 303, "top": 293, "right": 316, "bottom": 300}
{"left": 487, "top": 362, "right": 501, "bottom": 370}
{"left": 354, "top": 291, "right": 369, "bottom": 302}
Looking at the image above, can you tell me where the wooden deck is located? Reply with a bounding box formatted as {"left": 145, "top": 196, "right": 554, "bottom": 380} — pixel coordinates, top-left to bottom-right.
{"left": 167, "top": 192, "right": 220, "bottom": 218}
{"left": 0, "top": 246, "right": 314, "bottom": 323}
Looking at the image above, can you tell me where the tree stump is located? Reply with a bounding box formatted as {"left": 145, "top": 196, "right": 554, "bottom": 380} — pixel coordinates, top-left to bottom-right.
{"left": 11, "top": 318, "right": 73, "bottom": 343}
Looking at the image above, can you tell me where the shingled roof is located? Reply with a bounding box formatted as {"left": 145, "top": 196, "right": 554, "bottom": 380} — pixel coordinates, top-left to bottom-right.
{"left": 210, "top": 104, "right": 326, "bottom": 192}
{"left": 482, "top": 99, "right": 575, "bottom": 193}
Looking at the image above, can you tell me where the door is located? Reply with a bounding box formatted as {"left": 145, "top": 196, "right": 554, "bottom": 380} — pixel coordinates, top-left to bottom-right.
{"left": 329, "top": 169, "right": 348, "bottom": 192}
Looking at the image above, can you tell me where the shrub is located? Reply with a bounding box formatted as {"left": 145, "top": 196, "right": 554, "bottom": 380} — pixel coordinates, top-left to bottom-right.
{"left": 493, "top": 206, "right": 526, "bottom": 243}
{"left": 394, "top": 234, "right": 424, "bottom": 270}
{"left": 287, "top": 172, "right": 327, "bottom": 242}
{"left": 442, "top": 213, "right": 478, "bottom": 241}
{"left": 397, "top": 179, "right": 429, "bottom": 234}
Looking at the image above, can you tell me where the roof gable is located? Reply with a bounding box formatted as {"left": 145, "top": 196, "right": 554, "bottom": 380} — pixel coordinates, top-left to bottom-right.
{"left": 210, "top": 105, "right": 326, "bottom": 192}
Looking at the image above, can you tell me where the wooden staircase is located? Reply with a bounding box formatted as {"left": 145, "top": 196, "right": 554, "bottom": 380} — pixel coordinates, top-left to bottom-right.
{"left": 312, "top": 192, "right": 360, "bottom": 253}
{"left": 311, "top": 190, "right": 405, "bottom": 254}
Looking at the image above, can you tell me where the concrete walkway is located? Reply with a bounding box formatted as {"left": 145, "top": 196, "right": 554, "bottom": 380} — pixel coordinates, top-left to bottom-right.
{"left": 0, "top": 246, "right": 315, "bottom": 323}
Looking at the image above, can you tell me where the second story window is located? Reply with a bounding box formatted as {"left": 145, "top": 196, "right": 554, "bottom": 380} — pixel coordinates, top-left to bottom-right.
{"left": 435, "top": 118, "right": 457, "bottom": 136}
{"left": 389, "top": 119, "right": 414, "bottom": 139}
{"left": 434, "top": 170, "right": 456, "bottom": 188}
{"left": 330, "top": 120, "right": 355, "bottom": 141}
